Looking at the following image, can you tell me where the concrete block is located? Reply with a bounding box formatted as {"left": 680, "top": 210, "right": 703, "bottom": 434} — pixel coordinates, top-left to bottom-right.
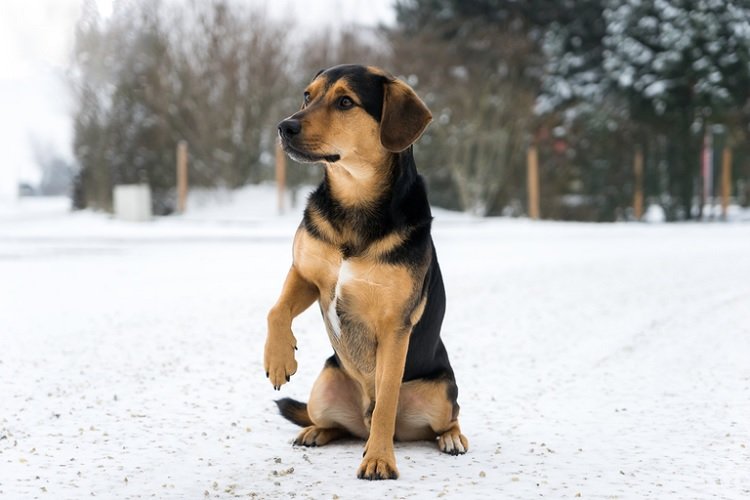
{"left": 113, "top": 184, "right": 152, "bottom": 221}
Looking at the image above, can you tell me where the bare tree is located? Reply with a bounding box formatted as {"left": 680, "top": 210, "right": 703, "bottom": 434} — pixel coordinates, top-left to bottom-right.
{"left": 71, "top": 0, "right": 297, "bottom": 211}
{"left": 169, "top": 0, "right": 293, "bottom": 187}
{"left": 391, "top": 19, "right": 539, "bottom": 215}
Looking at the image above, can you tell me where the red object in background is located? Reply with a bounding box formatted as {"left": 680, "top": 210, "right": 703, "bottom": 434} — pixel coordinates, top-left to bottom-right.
{"left": 702, "top": 130, "right": 713, "bottom": 204}
{"left": 553, "top": 139, "right": 567, "bottom": 154}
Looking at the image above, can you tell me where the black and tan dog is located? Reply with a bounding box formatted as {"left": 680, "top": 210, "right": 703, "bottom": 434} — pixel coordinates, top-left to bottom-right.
{"left": 264, "top": 64, "right": 468, "bottom": 480}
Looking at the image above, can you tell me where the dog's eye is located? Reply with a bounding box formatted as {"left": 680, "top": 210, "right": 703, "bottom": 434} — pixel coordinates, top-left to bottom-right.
{"left": 337, "top": 96, "right": 354, "bottom": 110}
{"left": 303, "top": 92, "right": 311, "bottom": 105}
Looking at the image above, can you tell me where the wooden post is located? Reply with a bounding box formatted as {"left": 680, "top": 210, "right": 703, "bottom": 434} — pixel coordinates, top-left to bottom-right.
{"left": 176, "top": 140, "right": 188, "bottom": 214}
{"left": 527, "top": 145, "right": 540, "bottom": 220}
{"left": 276, "top": 141, "right": 286, "bottom": 214}
{"left": 721, "top": 146, "right": 732, "bottom": 220}
{"left": 633, "top": 147, "right": 644, "bottom": 221}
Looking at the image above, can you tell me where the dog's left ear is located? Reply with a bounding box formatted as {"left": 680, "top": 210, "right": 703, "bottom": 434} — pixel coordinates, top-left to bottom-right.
{"left": 380, "top": 78, "right": 432, "bottom": 153}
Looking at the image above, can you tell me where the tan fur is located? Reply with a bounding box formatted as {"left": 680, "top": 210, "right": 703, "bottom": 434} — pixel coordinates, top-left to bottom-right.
{"left": 300, "top": 79, "right": 392, "bottom": 208}
{"left": 294, "top": 225, "right": 425, "bottom": 380}
{"left": 306, "top": 364, "right": 369, "bottom": 440}
{"left": 264, "top": 266, "right": 318, "bottom": 389}
{"left": 292, "top": 228, "right": 340, "bottom": 295}
{"left": 396, "top": 380, "right": 457, "bottom": 440}
{"left": 299, "top": 363, "right": 466, "bottom": 446}
{"left": 380, "top": 79, "right": 432, "bottom": 152}
{"left": 408, "top": 295, "right": 428, "bottom": 329}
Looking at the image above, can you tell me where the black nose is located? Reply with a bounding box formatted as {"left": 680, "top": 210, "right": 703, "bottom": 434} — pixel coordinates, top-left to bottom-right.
{"left": 278, "top": 119, "right": 301, "bottom": 139}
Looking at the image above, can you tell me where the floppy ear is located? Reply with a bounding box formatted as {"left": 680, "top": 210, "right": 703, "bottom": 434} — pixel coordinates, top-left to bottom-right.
{"left": 380, "top": 78, "right": 432, "bottom": 152}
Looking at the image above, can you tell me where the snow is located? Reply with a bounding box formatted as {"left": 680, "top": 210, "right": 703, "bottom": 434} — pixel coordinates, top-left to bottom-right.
{"left": 1, "top": 187, "right": 749, "bottom": 499}
{"left": 643, "top": 203, "right": 666, "bottom": 223}
{"left": 644, "top": 80, "right": 668, "bottom": 98}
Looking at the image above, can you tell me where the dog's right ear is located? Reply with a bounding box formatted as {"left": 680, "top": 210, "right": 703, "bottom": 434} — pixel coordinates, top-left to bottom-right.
{"left": 380, "top": 78, "right": 432, "bottom": 153}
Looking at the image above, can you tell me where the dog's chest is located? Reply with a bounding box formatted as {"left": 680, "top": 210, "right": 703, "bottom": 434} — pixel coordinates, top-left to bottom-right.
{"left": 326, "top": 259, "right": 353, "bottom": 340}
{"left": 294, "top": 230, "right": 415, "bottom": 374}
{"left": 319, "top": 259, "right": 379, "bottom": 373}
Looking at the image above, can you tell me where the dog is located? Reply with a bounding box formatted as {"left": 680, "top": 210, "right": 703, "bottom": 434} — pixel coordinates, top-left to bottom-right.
{"left": 264, "top": 64, "right": 468, "bottom": 480}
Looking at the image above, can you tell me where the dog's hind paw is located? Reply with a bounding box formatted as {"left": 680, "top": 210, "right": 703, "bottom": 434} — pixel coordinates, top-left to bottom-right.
{"left": 293, "top": 426, "right": 345, "bottom": 447}
{"left": 438, "top": 428, "right": 469, "bottom": 455}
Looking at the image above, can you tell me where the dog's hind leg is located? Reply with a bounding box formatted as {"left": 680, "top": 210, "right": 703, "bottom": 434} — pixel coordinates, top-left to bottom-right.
{"left": 293, "top": 356, "right": 369, "bottom": 447}
{"left": 395, "top": 377, "right": 469, "bottom": 455}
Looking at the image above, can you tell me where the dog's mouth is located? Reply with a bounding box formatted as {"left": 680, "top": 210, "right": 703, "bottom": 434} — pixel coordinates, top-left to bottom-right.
{"left": 280, "top": 140, "right": 340, "bottom": 164}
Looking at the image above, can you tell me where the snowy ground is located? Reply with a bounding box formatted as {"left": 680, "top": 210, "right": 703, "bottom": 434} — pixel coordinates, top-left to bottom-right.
{"left": 1, "top": 188, "right": 749, "bottom": 499}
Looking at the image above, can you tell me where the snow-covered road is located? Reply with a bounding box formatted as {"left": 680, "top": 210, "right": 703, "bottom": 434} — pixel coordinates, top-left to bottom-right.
{"left": 1, "top": 194, "right": 749, "bottom": 499}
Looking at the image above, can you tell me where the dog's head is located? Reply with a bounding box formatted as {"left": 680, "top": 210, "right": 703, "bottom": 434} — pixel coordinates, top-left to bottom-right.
{"left": 278, "top": 65, "right": 432, "bottom": 167}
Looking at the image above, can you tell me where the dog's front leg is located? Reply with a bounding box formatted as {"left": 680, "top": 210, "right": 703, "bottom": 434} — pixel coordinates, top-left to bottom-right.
{"left": 357, "top": 329, "right": 410, "bottom": 480}
{"left": 264, "top": 265, "right": 318, "bottom": 390}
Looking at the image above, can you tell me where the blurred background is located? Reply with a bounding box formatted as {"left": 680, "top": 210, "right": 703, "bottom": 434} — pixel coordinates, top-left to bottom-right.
{"left": 2, "top": 0, "right": 750, "bottom": 222}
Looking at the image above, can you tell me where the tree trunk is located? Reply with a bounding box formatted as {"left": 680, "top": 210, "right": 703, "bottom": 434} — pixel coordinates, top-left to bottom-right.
{"left": 677, "top": 110, "right": 697, "bottom": 220}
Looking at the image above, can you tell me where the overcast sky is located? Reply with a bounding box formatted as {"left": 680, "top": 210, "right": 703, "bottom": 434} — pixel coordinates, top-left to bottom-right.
{"left": 0, "top": 0, "right": 396, "bottom": 201}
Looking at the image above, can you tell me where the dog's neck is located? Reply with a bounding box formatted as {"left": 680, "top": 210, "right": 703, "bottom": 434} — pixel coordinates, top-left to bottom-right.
{"left": 305, "top": 148, "right": 426, "bottom": 249}
{"left": 323, "top": 152, "right": 396, "bottom": 209}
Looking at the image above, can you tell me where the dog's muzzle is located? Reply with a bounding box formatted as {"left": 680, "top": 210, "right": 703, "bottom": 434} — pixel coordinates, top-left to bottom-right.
{"left": 277, "top": 118, "right": 340, "bottom": 163}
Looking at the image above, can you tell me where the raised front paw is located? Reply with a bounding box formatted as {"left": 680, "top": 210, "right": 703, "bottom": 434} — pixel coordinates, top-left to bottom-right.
{"left": 263, "top": 331, "right": 297, "bottom": 390}
{"left": 357, "top": 451, "right": 399, "bottom": 480}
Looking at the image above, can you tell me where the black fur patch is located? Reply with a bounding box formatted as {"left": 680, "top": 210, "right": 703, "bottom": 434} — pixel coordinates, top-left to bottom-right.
{"left": 275, "top": 398, "right": 312, "bottom": 427}
{"left": 305, "top": 148, "right": 433, "bottom": 260}
{"left": 319, "top": 64, "right": 388, "bottom": 122}
{"left": 324, "top": 354, "right": 341, "bottom": 369}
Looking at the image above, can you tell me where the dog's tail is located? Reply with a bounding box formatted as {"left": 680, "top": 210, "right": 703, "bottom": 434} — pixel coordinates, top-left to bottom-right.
{"left": 275, "top": 398, "right": 313, "bottom": 427}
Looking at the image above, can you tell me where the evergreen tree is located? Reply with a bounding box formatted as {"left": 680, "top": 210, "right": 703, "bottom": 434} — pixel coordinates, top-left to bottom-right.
{"left": 541, "top": 0, "right": 750, "bottom": 219}
{"left": 604, "top": 0, "right": 750, "bottom": 218}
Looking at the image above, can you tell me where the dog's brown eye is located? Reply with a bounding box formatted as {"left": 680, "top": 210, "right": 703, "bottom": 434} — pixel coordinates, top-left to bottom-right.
{"left": 338, "top": 96, "right": 354, "bottom": 110}
{"left": 303, "top": 92, "right": 311, "bottom": 105}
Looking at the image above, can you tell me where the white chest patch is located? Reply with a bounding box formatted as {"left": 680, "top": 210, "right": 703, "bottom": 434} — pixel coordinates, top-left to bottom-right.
{"left": 327, "top": 260, "right": 353, "bottom": 338}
